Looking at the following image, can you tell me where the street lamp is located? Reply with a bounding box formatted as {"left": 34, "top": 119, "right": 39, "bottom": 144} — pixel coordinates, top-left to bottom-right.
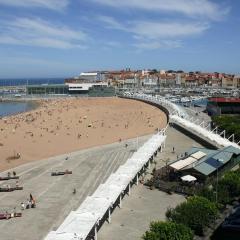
{"left": 216, "top": 166, "right": 218, "bottom": 203}
{"left": 215, "top": 159, "right": 221, "bottom": 203}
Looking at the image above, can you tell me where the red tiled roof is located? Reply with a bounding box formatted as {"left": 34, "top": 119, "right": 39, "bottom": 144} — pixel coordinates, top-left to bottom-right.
{"left": 209, "top": 98, "right": 240, "bottom": 103}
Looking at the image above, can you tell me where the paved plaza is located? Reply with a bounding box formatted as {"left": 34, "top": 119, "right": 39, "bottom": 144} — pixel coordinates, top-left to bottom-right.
{"left": 0, "top": 126, "right": 203, "bottom": 240}
{"left": 0, "top": 135, "right": 150, "bottom": 240}
{"left": 98, "top": 127, "right": 203, "bottom": 240}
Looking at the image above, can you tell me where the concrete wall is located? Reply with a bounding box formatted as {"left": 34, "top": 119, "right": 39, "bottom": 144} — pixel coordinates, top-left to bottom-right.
{"left": 171, "top": 123, "right": 218, "bottom": 149}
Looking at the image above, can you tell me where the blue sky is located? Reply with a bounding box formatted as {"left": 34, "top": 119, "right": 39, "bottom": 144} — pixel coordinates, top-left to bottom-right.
{"left": 0, "top": 0, "right": 239, "bottom": 78}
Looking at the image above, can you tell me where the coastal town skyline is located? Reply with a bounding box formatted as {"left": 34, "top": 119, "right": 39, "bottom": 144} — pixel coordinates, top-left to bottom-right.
{"left": 0, "top": 3, "right": 239, "bottom": 238}
{"left": 0, "top": 0, "right": 239, "bottom": 78}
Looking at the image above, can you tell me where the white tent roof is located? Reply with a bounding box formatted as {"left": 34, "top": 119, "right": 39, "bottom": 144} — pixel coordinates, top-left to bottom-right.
{"left": 191, "top": 151, "right": 206, "bottom": 160}
{"left": 44, "top": 231, "right": 79, "bottom": 240}
{"left": 171, "top": 115, "right": 240, "bottom": 149}
{"left": 56, "top": 211, "right": 97, "bottom": 239}
{"left": 104, "top": 173, "right": 131, "bottom": 189}
{"left": 116, "top": 165, "right": 139, "bottom": 176}
{"left": 129, "top": 93, "right": 239, "bottom": 150}
{"left": 181, "top": 175, "right": 197, "bottom": 182}
{"left": 92, "top": 184, "right": 124, "bottom": 203}
{"left": 170, "top": 157, "right": 197, "bottom": 170}
{"left": 45, "top": 132, "right": 166, "bottom": 240}
{"left": 76, "top": 196, "right": 111, "bottom": 218}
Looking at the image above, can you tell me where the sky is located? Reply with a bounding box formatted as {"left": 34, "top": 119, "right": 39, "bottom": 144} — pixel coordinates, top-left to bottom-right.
{"left": 0, "top": 0, "right": 239, "bottom": 78}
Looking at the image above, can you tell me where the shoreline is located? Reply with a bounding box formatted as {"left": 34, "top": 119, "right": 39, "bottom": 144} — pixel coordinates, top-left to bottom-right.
{"left": 0, "top": 97, "right": 167, "bottom": 172}
{"left": 0, "top": 100, "right": 40, "bottom": 118}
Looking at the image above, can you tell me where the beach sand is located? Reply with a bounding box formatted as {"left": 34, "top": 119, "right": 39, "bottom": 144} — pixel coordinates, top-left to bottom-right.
{"left": 0, "top": 97, "right": 167, "bottom": 172}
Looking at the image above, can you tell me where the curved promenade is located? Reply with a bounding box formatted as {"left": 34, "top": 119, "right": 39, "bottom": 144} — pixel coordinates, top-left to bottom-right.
{"left": 46, "top": 93, "right": 239, "bottom": 240}
{"left": 124, "top": 93, "right": 240, "bottom": 150}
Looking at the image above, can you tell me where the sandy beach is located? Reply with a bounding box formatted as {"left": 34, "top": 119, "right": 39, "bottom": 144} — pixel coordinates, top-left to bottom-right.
{"left": 0, "top": 97, "right": 167, "bottom": 172}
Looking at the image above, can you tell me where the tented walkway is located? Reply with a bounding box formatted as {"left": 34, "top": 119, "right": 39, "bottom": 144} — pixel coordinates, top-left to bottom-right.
{"left": 45, "top": 131, "right": 166, "bottom": 240}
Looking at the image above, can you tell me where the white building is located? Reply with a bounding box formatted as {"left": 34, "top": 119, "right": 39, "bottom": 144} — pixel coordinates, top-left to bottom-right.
{"left": 143, "top": 77, "right": 158, "bottom": 87}
{"left": 77, "top": 72, "right": 105, "bottom": 82}
{"left": 67, "top": 82, "right": 108, "bottom": 93}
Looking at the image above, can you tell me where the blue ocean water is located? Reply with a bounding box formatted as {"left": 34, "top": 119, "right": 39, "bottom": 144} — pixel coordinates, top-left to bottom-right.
{"left": 192, "top": 98, "right": 208, "bottom": 106}
{"left": 0, "top": 101, "right": 37, "bottom": 117}
{"left": 0, "top": 78, "right": 65, "bottom": 86}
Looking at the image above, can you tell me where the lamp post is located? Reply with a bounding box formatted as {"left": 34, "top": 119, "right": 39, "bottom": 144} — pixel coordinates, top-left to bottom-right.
{"left": 215, "top": 160, "right": 221, "bottom": 204}
{"left": 216, "top": 166, "right": 218, "bottom": 203}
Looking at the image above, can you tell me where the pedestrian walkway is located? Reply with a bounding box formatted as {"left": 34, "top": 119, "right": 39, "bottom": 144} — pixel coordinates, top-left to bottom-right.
{"left": 98, "top": 127, "right": 203, "bottom": 240}
{"left": 0, "top": 135, "right": 150, "bottom": 240}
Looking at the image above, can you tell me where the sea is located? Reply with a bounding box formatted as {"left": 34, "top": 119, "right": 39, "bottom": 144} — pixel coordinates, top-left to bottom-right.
{"left": 0, "top": 78, "right": 59, "bottom": 117}
{"left": 0, "top": 101, "right": 37, "bottom": 117}
{"left": 192, "top": 98, "right": 208, "bottom": 106}
{"left": 0, "top": 78, "right": 64, "bottom": 117}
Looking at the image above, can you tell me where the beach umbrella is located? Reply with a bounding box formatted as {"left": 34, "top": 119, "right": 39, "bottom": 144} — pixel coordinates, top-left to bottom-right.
{"left": 181, "top": 175, "right": 197, "bottom": 182}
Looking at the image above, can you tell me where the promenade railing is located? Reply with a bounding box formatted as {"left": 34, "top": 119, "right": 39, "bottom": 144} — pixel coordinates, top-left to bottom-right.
{"left": 124, "top": 93, "right": 240, "bottom": 149}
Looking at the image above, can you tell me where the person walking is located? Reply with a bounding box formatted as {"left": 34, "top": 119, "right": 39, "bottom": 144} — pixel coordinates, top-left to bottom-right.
{"left": 21, "top": 202, "right": 25, "bottom": 210}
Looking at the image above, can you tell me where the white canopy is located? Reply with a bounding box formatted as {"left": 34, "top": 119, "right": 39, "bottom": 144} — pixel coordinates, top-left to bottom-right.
{"left": 170, "top": 115, "right": 240, "bottom": 149}
{"left": 92, "top": 184, "right": 123, "bottom": 204}
{"left": 170, "top": 157, "right": 197, "bottom": 170}
{"left": 45, "top": 132, "right": 166, "bottom": 240}
{"left": 104, "top": 173, "right": 132, "bottom": 190}
{"left": 76, "top": 196, "right": 112, "bottom": 218}
{"left": 181, "top": 175, "right": 197, "bottom": 182}
{"left": 45, "top": 231, "right": 79, "bottom": 240}
{"left": 191, "top": 151, "right": 206, "bottom": 160}
{"left": 56, "top": 211, "right": 97, "bottom": 239}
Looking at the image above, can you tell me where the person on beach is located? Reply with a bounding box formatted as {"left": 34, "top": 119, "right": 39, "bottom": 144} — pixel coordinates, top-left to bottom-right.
{"left": 21, "top": 202, "right": 25, "bottom": 210}
{"left": 29, "top": 193, "right": 36, "bottom": 208}
{"left": 26, "top": 200, "right": 30, "bottom": 209}
{"left": 15, "top": 181, "right": 19, "bottom": 188}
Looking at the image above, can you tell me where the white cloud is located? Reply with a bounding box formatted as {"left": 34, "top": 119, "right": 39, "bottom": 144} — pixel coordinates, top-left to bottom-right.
{"left": 105, "top": 41, "right": 121, "bottom": 47}
{"left": 134, "top": 40, "right": 182, "bottom": 50}
{"left": 0, "top": 0, "right": 69, "bottom": 11}
{"left": 131, "top": 21, "right": 209, "bottom": 39}
{"left": 92, "top": 0, "right": 229, "bottom": 20}
{"left": 0, "top": 18, "right": 88, "bottom": 49}
{"left": 97, "top": 16, "right": 209, "bottom": 50}
{"left": 98, "top": 16, "right": 209, "bottom": 39}
{"left": 10, "top": 18, "right": 86, "bottom": 40}
{"left": 97, "top": 16, "right": 124, "bottom": 30}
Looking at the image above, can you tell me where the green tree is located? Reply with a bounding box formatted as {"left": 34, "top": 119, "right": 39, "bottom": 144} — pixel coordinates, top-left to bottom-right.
{"left": 212, "top": 115, "right": 240, "bottom": 139}
{"left": 142, "top": 221, "right": 193, "bottom": 240}
{"left": 219, "top": 171, "right": 240, "bottom": 198}
{"left": 166, "top": 196, "right": 218, "bottom": 235}
{"left": 196, "top": 186, "right": 215, "bottom": 202}
{"left": 196, "top": 184, "right": 231, "bottom": 205}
